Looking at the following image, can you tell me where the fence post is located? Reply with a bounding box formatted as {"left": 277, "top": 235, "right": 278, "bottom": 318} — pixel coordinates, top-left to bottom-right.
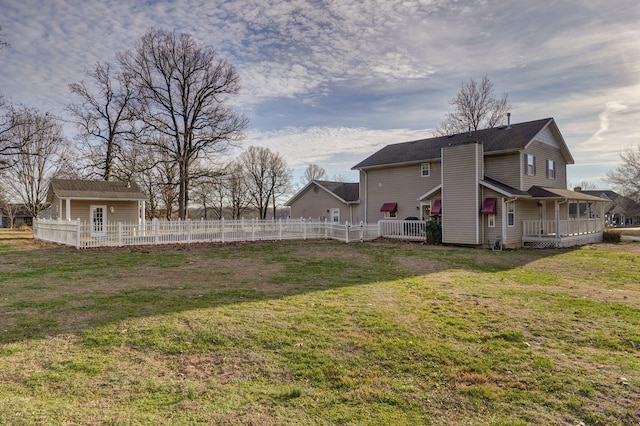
{"left": 221, "top": 218, "right": 225, "bottom": 243}
{"left": 303, "top": 219, "right": 307, "bottom": 240}
{"left": 76, "top": 220, "right": 81, "bottom": 249}
{"left": 118, "top": 222, "right": 123, "bottom": 246}
{"left": 252, "top": 218, "right": 256, "bottom": 241}
{"left": 345, "top": 221, "right": 350, "bottom": 244}
{"left": 325, "top": 221, "right": 328, "bottom": 239}
{"left": 360, "top": 221, "right": 364, "bottom": 242}
{"left": 279, "top": 219, "right": 283, "bottom": 240}
{"left": 152, "top": 218, "right": 157, "bottom": 244}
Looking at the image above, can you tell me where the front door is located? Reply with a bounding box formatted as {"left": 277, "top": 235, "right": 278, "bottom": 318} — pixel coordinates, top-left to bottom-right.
{"left": 421, "top": 203, "right": 431, "bottom": 220}
{"left": 90, "top": 205, "right": 107, "bottom": 237}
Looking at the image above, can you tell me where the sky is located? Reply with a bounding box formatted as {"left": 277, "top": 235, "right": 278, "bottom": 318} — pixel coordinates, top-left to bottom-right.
{"left": 1, "top": 0, "right": 639, "bottom": 188}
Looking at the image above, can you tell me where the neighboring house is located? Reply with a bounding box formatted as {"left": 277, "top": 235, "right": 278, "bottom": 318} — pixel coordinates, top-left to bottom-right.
{"left": 574, "top": 188, "right": 640, "bottom": 226}
{"left": 0, "top": 204, "right": 33, "bottom": 228}
{"left": 290, "top": 117, "right": 606, "bottom": 248}
{"left": 46, "top": 179, "right": 148, "bottom": 236}
{"left": 286, "top": 180, "right": 360, "bottom": 223}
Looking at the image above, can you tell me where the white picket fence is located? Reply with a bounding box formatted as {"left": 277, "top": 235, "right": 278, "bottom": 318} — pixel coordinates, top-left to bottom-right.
{"left": 33, "top": 218, "right": 391, "bottom": 249}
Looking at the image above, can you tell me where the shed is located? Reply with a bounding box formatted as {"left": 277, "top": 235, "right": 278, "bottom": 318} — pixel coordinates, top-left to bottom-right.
{"left": 46, "top": 179, "right": 147, "bottom": 235}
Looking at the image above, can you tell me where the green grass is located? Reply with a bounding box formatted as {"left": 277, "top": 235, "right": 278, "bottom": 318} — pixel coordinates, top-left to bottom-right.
{"left": 0, "top": 228, "right": 639, "bottom": 425}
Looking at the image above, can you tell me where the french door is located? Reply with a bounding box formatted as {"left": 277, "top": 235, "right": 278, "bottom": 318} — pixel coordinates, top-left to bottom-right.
{"left": 90, "top": 205, "right": 107, "bottom": 236}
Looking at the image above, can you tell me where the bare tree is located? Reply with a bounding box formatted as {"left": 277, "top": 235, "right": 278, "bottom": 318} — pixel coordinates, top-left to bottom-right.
{"left": 0, "top": 26, "right": 8, "bottom": 50}
{"left": 118, "top": 28, "right": 248, "bottom": 220}
{"left": 301, "top": 163, "right": 327, "bottom": 184}
{"left": 224, "top": 161, "right": 252, "bottom": 219}
{"left": 569, "top": 180, "right": 599, "bottom": 191}
{"left": 1, "top": 201, "right": 20, "bottom": 228}
{"left": 239, "top": 146, "right": 292, "bottom": 220}
{"left": 1, "top": 101, "right": 27, "bottom": 169}
{"left": 434, "top": 75, "right": 511, "bottom": 136}
{"left": 605, "top": 144, "right": 640, "bottom": 200}
{"left": 68, "top": 62, "right": 136, "bottom": 180}
{"left": 1, "top": 107, "right": 67, "bottom": 217}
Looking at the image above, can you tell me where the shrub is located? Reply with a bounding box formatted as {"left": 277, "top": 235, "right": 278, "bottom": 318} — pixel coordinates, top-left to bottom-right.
{"left": 425, "top": 219, "right": 442, "bottom": 245}
{"left": 603, "top": 231, "right": 621, "bottom": 243}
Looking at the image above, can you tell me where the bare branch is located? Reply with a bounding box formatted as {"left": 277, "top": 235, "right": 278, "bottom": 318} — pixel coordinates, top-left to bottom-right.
{"left": 118, "top": 28, "right": 248, "bottom": 219}
{"left": 434, "top": 75, "right": 511, "bottom": 136}
{"left": 605, "top": 144, "right": 640, "bottom": 201}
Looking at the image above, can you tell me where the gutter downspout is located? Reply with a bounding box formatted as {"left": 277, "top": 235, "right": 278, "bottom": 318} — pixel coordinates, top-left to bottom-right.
{"left": 363, "top": 170, "right": 368, "bottom": 223}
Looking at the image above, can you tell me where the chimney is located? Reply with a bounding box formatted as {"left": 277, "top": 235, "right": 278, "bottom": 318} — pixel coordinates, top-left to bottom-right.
{"left": 507, "top": 112, "right": 511, "bottom": 129}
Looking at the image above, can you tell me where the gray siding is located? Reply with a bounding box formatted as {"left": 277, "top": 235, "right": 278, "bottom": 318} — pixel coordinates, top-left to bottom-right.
{"left": 485, "top": 153, "right": 521, "bottom": 188}
{"left": 522, "top": 141, "right": 567, "bottom": 190}
{"left": 52, "top": 197, "right": 140, "bottom": 223}
{"left": 364, "top": 161, "right": 441, "bottom": 222}
{"left": 479, "top": 188, "right": 503, "bottom": 246}
{"left": 289, "top": 186, "right": 359, "bottom": 223}
{"left": 442, "top": 143, "right": 482, "bottom": 245}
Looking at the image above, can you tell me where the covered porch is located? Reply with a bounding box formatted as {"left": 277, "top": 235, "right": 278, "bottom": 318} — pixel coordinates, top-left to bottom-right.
{"left": 522, "top": 187, "right": 606, "bottom": 248}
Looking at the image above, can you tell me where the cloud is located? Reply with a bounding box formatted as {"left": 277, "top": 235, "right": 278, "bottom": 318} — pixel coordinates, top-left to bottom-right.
{"left": 235, "top": 126, "right": 432, "bottom": 178}
{"left": 1, "top": 0, "right": 639, "bottom": 189}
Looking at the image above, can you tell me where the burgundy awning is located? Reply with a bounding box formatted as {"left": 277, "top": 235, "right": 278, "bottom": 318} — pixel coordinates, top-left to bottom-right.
{"left": 380, "top": 203, "right": 398, "bottom": 213}
{"left": 431, "top": 199, "right": 442, "bottom": 215}
{"left": 481, "top": 197, "right": 497, "bottom": 215}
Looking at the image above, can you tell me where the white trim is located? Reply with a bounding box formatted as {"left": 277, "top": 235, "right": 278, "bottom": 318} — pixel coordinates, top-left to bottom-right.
{"left": 420, "top": 162, "right": 430, "bottom": 177}
{"left": 90, "top": 205, "right": 107, "bottom": 237}
{"left": 417, "top": 184, "right": 442, "bottom": 201}
{"left": 506, "top": 200, "right": 516, "bottom": 227}
{"left": 330, "top": 208, "right": 340, "bottom": 223}
{"left": 54, "top": 196, "right": 147, "bottom": 201}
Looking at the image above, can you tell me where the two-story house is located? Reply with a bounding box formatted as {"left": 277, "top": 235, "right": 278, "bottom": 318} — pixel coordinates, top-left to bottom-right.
{"left": 288, "top": 118, "right": 605, "bottom": 248}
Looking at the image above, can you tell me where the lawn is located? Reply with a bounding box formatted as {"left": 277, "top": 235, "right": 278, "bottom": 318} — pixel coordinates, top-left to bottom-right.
{"left": 0, "top": 228, "right": 639, "bottom": 425}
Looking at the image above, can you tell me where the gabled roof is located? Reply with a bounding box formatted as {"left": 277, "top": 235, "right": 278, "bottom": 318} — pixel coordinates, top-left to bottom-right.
{"left": 578, "top": 190, "right": 640, "bottom": 216}
{"left": 352, "top": 118, "right": 573, "bottom": 170}
{"left": 47, "top": 179, "right": 147, "bottom": 201}
{"left": 286, "top": 180, "right": 359, "bottom": 206}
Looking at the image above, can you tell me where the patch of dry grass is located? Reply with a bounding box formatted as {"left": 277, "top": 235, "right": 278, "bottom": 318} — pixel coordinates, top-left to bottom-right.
{"left": 0, "top": 231, "right": 639, "bottom": 425}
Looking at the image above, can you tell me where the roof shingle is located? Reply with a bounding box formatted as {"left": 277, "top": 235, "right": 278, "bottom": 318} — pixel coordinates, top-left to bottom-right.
{"left": 47, "top": 179, "right": 147, "bottom": 201}
{"left": 352, "top": 118, "right": 561, "bottom": 170}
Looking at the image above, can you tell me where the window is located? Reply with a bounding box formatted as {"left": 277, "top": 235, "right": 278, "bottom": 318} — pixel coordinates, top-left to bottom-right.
{"left": 546, "top": 160, "right": 555, "bottom": 179}
{"left": 507, "top": 201, "right": 515, "bottom": 227}
{"left": 525, "top": 154, "right": 536, "bottom": 176}
{"left": 421, "top": 162, "right": 430, "bottom": 177}
{"left": 380, "top": 202, "right": 398, "bottom": 218}
{"left": 488, "top": 214, "right": 495, "bottom": 228}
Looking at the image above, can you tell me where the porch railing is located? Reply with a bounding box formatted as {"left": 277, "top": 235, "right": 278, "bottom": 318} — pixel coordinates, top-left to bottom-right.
{"left": 522, "top": 219, "right": 604, "bottom": 238}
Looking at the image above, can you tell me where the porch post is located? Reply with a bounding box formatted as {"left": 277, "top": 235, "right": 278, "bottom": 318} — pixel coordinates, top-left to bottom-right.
{"left": 139, "top": 200, "right": 146, "bottom": 228}
{"left": 65, "top": 198, "right": 71, "bottom": 221}
{"left": 555, "top": 200, "right": 560, "bottom": 243}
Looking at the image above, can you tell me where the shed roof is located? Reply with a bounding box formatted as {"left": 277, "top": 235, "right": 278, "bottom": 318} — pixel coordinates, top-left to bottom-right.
{"left": 352, "top": 118, "right": 572, "bottom": 170}
{"left": 285, "top": 180, "right": 359, "bottom": 206}
{"left": 47, "top": 179, "right": 147, "bottom": 201}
